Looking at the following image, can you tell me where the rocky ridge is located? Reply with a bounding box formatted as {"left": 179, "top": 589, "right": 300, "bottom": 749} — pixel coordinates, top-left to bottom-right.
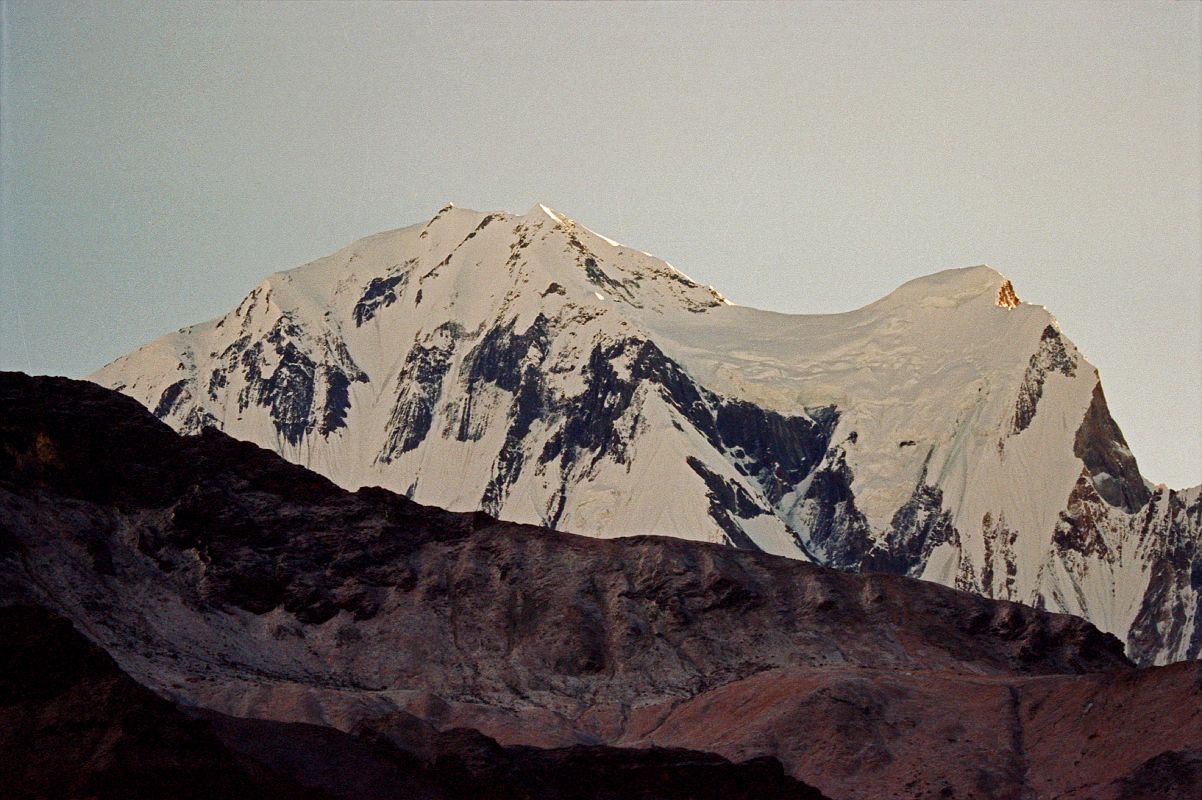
{"left": 90, "top": 204, "right": 1200, "bottom": 665}
{"left": 1, "top": 372, "right": 1199, "bottom": 799}
{"left": 0, "top": 604, "right": 826, "bottom": 800}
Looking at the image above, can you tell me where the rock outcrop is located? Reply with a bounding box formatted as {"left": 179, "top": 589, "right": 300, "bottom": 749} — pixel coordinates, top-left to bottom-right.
{"left": 2, "top": 372, "right": 1199, "bottom": 799}
{"left": 89, "top": 204, "right": 1200, "bottom": 665}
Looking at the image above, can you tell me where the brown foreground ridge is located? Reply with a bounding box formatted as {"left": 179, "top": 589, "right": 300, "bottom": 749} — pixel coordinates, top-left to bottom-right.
{"left": 0, "top": 604, "right": 827, "bottom": 800}
{"left": 1, "top": 372, "right": 1199, "bottom": 799}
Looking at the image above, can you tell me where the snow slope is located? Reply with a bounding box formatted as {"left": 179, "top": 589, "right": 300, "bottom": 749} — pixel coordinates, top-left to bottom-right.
{"left": 91, "top": 203, "right": 1201, "bottom": 664}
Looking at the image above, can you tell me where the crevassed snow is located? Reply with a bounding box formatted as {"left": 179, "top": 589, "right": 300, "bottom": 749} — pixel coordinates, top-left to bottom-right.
{"left": 89, "top": 205, "right": 1078, "bottom": 557}
{"left": 89, "top": 203, "right": 1199, "bottom": 663}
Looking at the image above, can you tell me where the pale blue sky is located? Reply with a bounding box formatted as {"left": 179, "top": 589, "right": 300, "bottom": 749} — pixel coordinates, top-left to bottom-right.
{"left": 2, "top": 1, "right": 1199, "bottom": 486}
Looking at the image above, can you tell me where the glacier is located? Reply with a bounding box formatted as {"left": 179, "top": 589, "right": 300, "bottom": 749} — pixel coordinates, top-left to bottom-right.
{"left": 91, "top": 202, "right": 1201, "bottom": 665}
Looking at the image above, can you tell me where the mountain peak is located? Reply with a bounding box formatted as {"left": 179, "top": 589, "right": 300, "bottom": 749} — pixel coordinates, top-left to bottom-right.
{"left": 523, "top": 202, "right": 569, "bottom": 225}
{"left": 996, "top": 278, "right": 1021, "bottom": 309}
{"left": 870, "top": 265, "right": 1020, "bottom": 312}
{"left": 527, "top": 201, "right": 555, "bottom": 215}
{"left": 423, "top": 201, "right": 484, "bottom": 228}
{"left": 87, "top": 206, "right": 1201, "bottom": 667}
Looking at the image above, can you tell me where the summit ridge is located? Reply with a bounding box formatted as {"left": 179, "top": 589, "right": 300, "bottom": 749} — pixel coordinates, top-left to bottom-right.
{"left": 91, "top": 204, "right": 1201, "bottom": 665}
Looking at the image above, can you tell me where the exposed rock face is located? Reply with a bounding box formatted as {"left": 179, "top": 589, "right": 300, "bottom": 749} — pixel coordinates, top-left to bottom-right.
{"left": 1011, "top": 324, "right": 1077, "bottom": 434}
{"left": 996, "top": 278, "right": 1021, "bottom": 309}
{"left": 1073, "top": 381, "right": 1151, "bottom": 513}
{"left": 380, "top": 322, "right": 462, "bottom": 461}
{"left": 631, "top": 661, "right": 1202, "bottom": 800}
{"left": 2, "top": 373, "right": 1200, "bottom": 799}
{"left": 88, "top": 205, "right": 1200, "bottom": 666}
{"left": 1099, "top": 748, "right": 1202, "bottom": 800}
{"left": 0, "top": 605, "right": 308, "bottom": 800}
{"left": 0, "top": 604, "right": 828, "bottom": 800}
{"left": 1126, "top": 484, "right": 1202, "bottom": 664}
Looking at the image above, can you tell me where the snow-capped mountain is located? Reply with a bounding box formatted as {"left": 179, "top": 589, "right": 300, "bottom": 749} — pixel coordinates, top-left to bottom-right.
{"left": 91, "top": 203, "right": 1201, "bottom": 665}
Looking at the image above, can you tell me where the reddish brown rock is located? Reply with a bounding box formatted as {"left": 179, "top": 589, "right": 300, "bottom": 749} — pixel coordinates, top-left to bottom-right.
{"left": 1, "top": 372, "right": 1199, "bottom": 799}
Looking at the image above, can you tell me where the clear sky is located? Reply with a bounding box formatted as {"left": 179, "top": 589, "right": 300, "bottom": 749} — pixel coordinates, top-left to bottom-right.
{"left": 2, "top": 1, "right": 1199, "bottom": 487}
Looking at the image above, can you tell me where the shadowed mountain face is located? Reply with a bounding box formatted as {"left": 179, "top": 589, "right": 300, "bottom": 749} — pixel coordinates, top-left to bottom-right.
{"left": 0, "top": 605, "right": 827, "bottom": 800}
{"left": 0, "top": 604, "right": 305, "bottom": 800}
{"left": 89, "top": 204, "right": 1201, "bottom": 665}
{"left": 1, "top": 372, "right": 1199, "bottom": 800}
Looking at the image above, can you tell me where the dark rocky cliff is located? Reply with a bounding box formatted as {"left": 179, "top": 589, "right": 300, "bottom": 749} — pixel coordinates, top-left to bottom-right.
{"left": 1, "top": 372, "right": 1199, "bottom": 800}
